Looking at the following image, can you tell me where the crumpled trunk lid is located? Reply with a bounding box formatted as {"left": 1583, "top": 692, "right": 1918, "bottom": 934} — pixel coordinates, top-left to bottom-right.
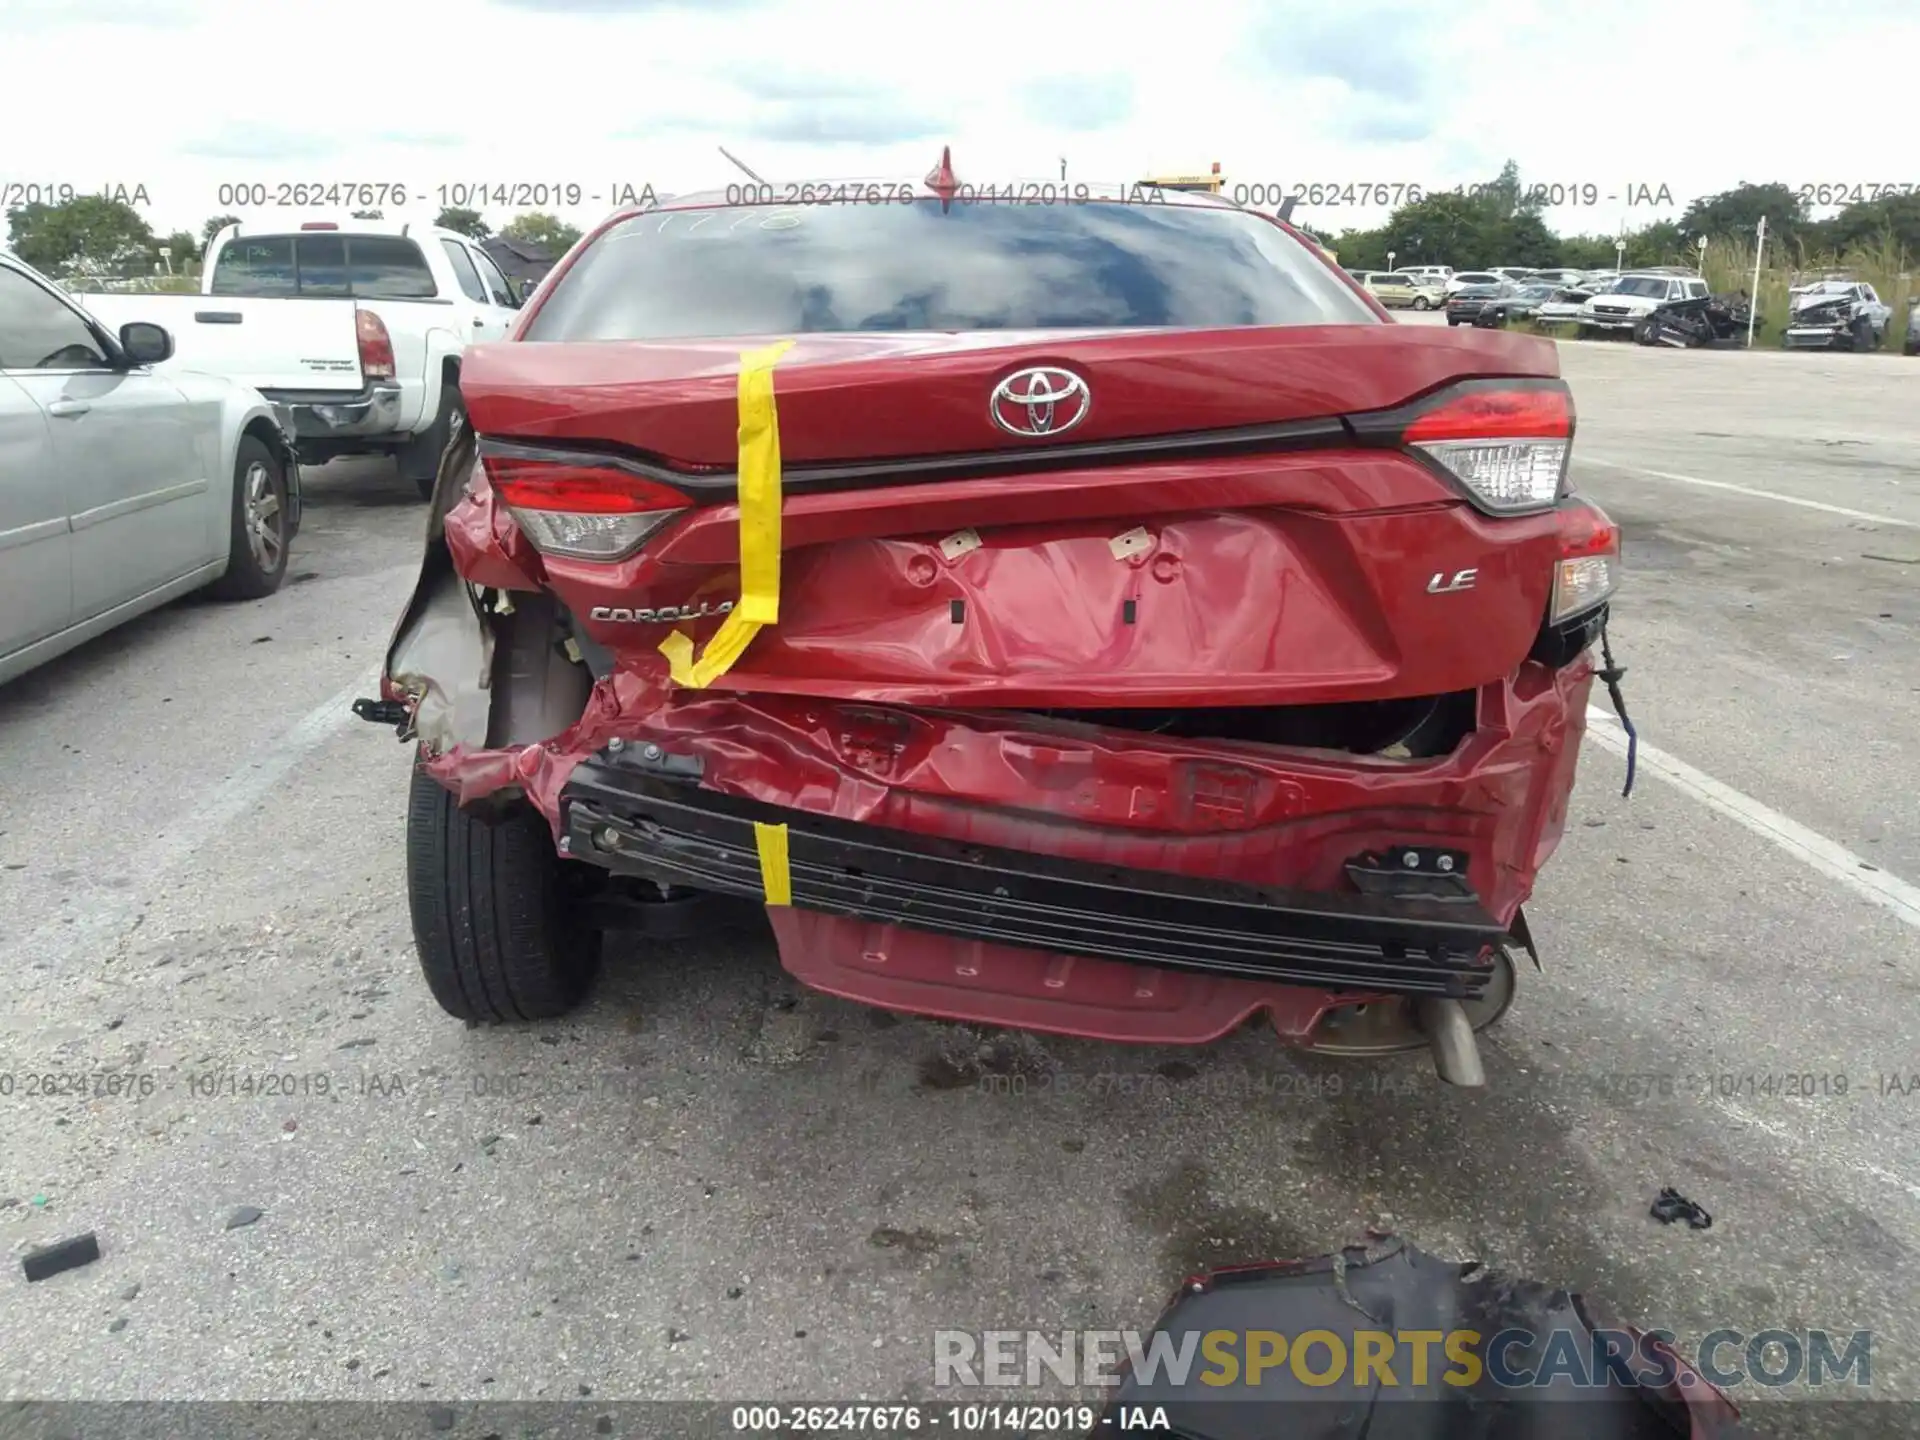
{"left": 457, "top": 325, "right": 1570, "bottom": 709}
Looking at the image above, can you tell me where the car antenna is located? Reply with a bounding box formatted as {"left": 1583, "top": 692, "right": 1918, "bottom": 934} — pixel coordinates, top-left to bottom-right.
{"left": 718, "top": 146, "right": 769, "bottom": 186}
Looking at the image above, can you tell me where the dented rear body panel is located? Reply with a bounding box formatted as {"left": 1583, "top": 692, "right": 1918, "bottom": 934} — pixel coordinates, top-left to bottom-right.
{"left": 379, "top": 187, "right": 1619, "bottom": 1053}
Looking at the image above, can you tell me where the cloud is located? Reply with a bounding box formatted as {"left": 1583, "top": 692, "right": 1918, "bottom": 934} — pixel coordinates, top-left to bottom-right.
{"left": 1020, "top": 74, "right": 1135, "bottom": 131}
{"left": 1330, "top": 103, "right": 1435, "bottom": 146}
{"left": 745, "top": 72, "right": 878, "bottom": 104}
{"left": 1247, "top": 3, "right": 1442, "bottom": 101}
{"left": 490, "top": 0, "right": 764, "bottom": 10}
{"left": 744, "top": 98, "right": 951, "bottom": 146}
{"left": 610, "top": 110, "right": 731, "bottom": 142}
{"left": 372, "top": 131, "right": 467, "bottom": 149}
{"left": 4, "top": 0, "right": 196, "bottom": 28}
{"left": 180, "top": 125, "right": 339, "bottom": 163}
{"left": 605, "top": 70, "right": 945, "bottom": 148}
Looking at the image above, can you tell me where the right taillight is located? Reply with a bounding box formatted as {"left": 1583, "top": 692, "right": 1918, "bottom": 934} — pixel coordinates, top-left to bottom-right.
{"left": 1399, "top": 382, "right": 1572, "bottom": 514}
{"left": 355, "top": 308, "right": 395, "bottom": 380}
{"left": 1549, "top": 499, "right": 1620, "bottom": 623}
{"left": 482, "top": 453, "right": 689, "bottom": 561}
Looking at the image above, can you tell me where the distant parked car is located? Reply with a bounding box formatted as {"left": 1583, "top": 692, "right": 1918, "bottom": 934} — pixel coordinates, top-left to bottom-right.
{"left": 1359, "top": 271, "right": 1437, "bottom": 309}
{"left": 1, "top": 252, "right": 300, "bottom": 684}
{"left": 1575, "top": 273, "right": 1710, "bottom": 334}
{"left": 1783, "top": 281, "right": 1892, "bottom": 351}
{"left": 1446, "top": 280, "right": 1516, "bottom": 326}
{"left": 1535, "top": 276, "right": 1617, "bottom": 325}
{"left": 1445, "top": 271, "right": 1506, "bottom": 295}
{"left": 1477, "top": 283, "right": 1561, "bottom": 326}
{"left": 1906, "top": 300, "right": 1919, "bottom": 356}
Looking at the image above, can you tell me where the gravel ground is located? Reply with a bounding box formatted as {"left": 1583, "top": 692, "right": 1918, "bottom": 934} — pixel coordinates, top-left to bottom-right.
{"left": 2, "top": 336, "right": 1916, "bottom": 1440}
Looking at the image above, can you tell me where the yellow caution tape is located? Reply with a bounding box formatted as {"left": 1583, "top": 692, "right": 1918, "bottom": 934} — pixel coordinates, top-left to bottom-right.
{"left": 753, "top": 821, "right": 792, "bottom": 906}
{"left": 660, "top": 339, "right": 796, "bottom": 688}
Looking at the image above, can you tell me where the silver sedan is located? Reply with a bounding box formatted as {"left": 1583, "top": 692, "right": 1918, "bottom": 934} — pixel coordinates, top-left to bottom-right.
{"left": 0, "top": 252, "right": 301, "bottom": 684}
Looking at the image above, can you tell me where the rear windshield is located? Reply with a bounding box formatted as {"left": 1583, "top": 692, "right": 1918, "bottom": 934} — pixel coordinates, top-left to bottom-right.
{"left": 524, "top": 199, "right": 1377, "bottom": 340}
{"left": 209, "top": 235, "right": 438, "bottom": 299}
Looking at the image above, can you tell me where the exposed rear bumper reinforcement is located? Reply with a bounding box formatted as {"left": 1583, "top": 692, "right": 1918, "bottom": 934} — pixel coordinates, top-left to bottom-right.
{"left": 559, "top": 758, "right": 1509, "bottom": 1000}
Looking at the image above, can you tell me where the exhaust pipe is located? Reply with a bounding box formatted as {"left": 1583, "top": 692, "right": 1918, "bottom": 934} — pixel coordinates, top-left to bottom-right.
{"left": 1415, "top": 997, "right": 1486, "bottom": 1088}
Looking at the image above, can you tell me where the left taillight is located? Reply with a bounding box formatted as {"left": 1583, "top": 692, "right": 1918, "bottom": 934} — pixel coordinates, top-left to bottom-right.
{"left": 482, "top": 454, "right": 691, "bottom": 561}
{"left": 355, "top": 308, "right": 395, "bottom": 380}
{"left": 1398, "top": 381, "right": 1572, "bottom": 515}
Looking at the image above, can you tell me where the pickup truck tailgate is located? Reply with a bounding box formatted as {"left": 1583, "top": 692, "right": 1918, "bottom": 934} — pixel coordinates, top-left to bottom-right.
{"left": 76, "top": 293, "right": 365, "bottom": 394}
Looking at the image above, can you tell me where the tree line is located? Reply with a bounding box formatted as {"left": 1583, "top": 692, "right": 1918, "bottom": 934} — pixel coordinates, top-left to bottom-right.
{"left": 10, "top": 162, "right": 1918, "bottom": 280}
{"left": 1326, "top": 162, "right": 1920, "bottom": 272}
{"left": 1, "top": 198, "right": 584, "bottom": 276}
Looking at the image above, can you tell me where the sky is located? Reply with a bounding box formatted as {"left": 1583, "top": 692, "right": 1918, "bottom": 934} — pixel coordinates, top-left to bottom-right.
{"left": 5, "top": 0, "right": 1917, "bottom": 244}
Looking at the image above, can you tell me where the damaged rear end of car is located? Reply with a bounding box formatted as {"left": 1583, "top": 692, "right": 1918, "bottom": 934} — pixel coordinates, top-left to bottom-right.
{"left": 365, "top": 180, "right": 1627, "bottom": 1088}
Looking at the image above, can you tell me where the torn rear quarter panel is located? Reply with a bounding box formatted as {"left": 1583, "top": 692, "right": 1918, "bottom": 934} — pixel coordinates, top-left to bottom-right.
{"left": 381, "top": 422, "right": 497, "bottom": 753}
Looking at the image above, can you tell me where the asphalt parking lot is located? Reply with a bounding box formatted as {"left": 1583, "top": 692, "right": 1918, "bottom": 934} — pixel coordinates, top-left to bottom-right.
{"left": 2, "top": 331, "right": 1917, "bottom": 1438}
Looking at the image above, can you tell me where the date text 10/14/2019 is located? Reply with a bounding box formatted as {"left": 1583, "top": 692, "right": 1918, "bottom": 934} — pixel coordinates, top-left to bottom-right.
{"left": 211, "top": 182, "right": 658, "bottom": 210}
{"left": 1226, "top": 182, "right": 1677, "bottom": 209}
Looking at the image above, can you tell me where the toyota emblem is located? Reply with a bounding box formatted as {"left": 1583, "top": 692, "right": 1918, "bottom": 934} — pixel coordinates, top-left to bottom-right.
{"left": 989, "top": 366, "right": 1091, "bottom": 437}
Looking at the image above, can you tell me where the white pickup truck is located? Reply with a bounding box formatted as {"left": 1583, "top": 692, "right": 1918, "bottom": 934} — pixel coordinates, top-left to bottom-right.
{"left": 76, "top": 220, "right": 525, "bottom": 499}
{"left": 1573, "top": 272, "right": 1710, "bottom": 334}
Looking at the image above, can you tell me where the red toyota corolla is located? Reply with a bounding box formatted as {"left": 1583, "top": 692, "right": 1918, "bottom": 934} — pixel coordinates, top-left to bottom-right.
{"left": 363, "top": 160, "right": 1629, "bottom": 1088}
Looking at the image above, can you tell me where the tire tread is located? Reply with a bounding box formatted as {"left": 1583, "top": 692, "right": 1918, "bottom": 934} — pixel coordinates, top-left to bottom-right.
{"left": 406, "top": 765, "right": 598, "bottom": 1023}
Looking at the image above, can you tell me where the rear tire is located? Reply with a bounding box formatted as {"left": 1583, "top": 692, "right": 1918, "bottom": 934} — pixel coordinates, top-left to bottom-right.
{"left": 206, "top": 435, "right": 290, "bottom": 601}
{"left": 399, "top": 381, "right": 466, "bottom": 502}
{"left": 406, "top": 761, "right": 602, "bottom": 1023}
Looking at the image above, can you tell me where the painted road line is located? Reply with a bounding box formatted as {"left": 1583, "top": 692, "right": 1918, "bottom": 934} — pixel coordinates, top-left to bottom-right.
{"left": 4, "top": 670, "right": 377, "bottom": 971}
{"left": 1585, "top": 706, "right": 1920, "bottom": 931}
{"left": 1578, "top": 456, "right": 1920, "bottom": 530}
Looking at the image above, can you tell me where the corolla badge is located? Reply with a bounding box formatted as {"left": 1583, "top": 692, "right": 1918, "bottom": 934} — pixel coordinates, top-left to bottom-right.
{"left": 990, "top": 367, "right": 1092, "bottom": 437}
{"left": 590, "top": 601, "right": 734, "bottom": 623}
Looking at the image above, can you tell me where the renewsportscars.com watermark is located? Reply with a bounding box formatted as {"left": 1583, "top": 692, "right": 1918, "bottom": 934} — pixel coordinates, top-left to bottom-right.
{"left": 934, "top": 1327, "right": 1873, "bottom": 1391}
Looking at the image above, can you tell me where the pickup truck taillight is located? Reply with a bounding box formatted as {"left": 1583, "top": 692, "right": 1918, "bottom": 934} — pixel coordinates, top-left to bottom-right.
{"left": 356, "top": 308, "right": 395, "bottom": 381}
{"left": 483, "top": 454, "right": 690, "bottom": 561}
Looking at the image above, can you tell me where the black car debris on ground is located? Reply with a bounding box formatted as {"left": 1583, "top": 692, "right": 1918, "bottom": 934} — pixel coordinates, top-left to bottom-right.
{"left": 1633, "top": 293, "right": 1757, "bottom": 349}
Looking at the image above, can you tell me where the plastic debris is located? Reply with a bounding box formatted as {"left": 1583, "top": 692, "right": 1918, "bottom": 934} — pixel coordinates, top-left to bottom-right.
{"left": 23, "top": 1231, "right": 102, "bottom": 1282}
{"left": 1650, "top": 1187, "right": 1712, "bottom": 1229}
